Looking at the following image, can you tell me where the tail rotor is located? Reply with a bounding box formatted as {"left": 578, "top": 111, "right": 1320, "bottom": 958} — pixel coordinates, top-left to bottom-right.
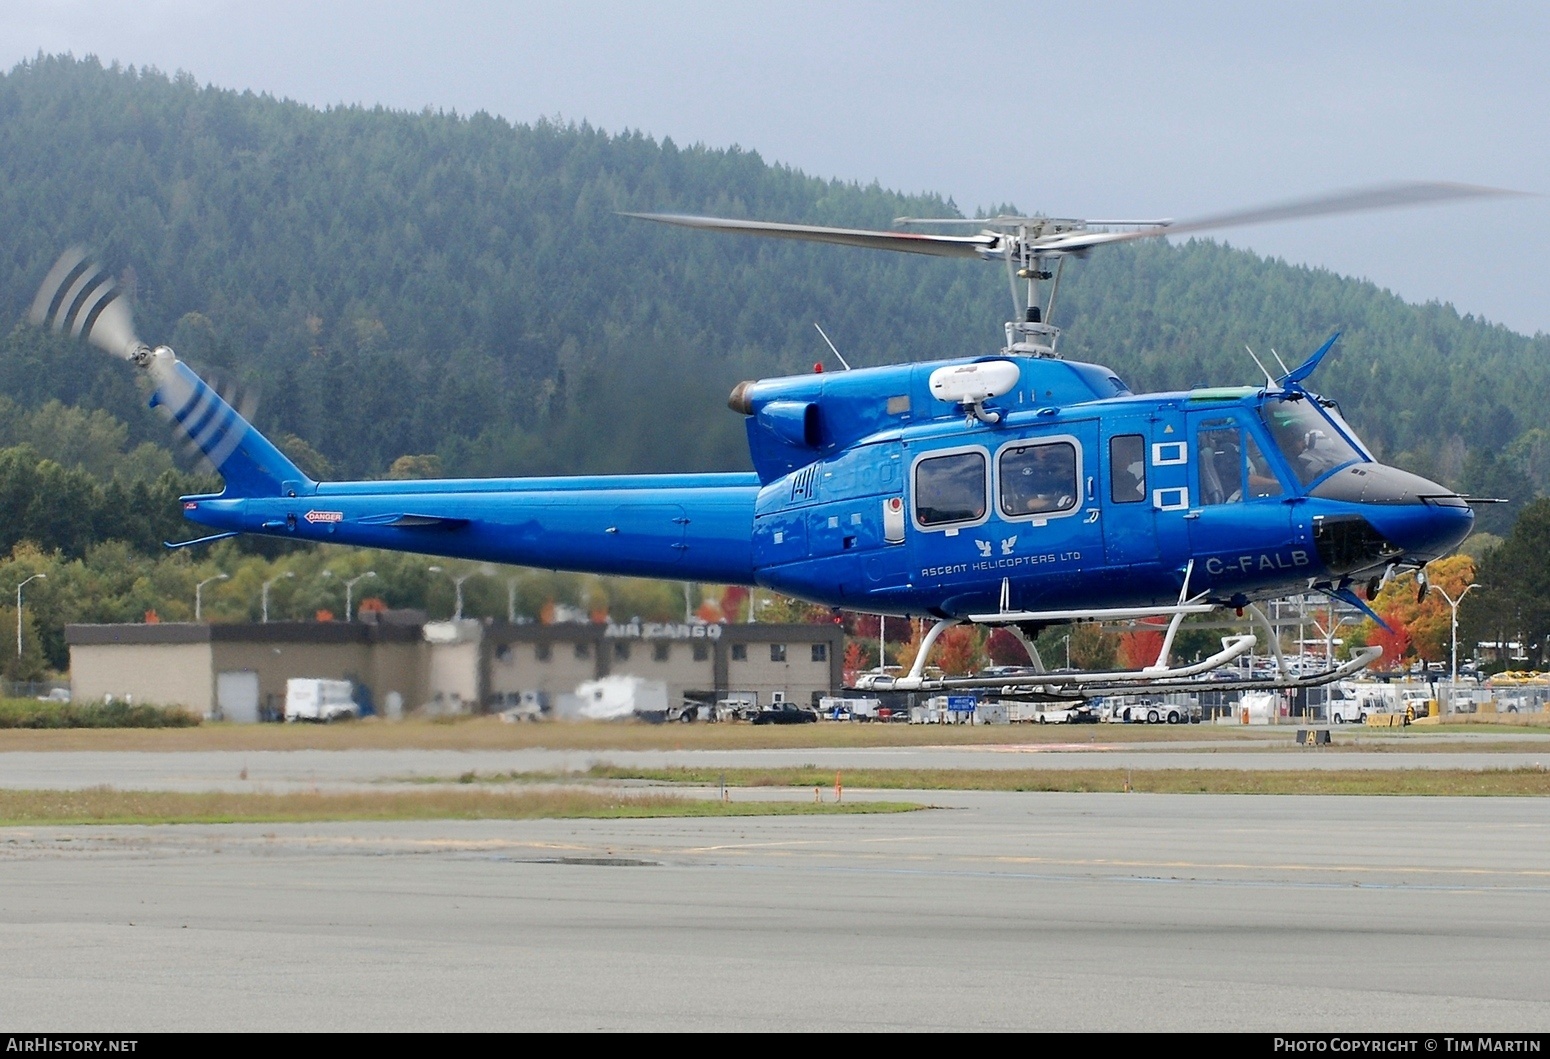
{"left": 28, "top": 247, "right": 308, "bottom": 497}
{"left": 28, "top": 247, "right": 149, "bottom": 364}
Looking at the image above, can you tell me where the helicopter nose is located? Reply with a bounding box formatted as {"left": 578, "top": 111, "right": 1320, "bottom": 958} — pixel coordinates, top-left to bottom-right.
{"left": 1364, "top": 495, "right": 1474, "bottom": 563}
{"left": 1310, "top": 463, "right": 1474, "bottom": 564}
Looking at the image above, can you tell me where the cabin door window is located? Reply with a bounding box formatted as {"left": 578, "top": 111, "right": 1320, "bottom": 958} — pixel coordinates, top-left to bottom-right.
{"left": 1108, "top": 434, "right": 1147, "bottom": 504}
{"left": 911, "top": 448, "right": 989, "bottom": 530}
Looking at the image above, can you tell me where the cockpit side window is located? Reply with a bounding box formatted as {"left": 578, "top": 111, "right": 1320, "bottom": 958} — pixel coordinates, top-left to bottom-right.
{"left": 913, "top": 449, "right": 987, "bottom": 527}
{"left": 1261, "top": 398, "right": 1364, "bottom": 486}
{"left": 1197, "top": 418, "right": 1287, "bottom": 504}
{"left": 1197, "top": 418, "right": 1244, "bottom": 506}
{"left": 1243, "top": 433, "right": 1283, "bottom": 498}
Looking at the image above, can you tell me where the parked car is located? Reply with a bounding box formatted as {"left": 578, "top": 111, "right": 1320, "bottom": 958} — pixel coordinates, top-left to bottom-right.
{"left": 750, "top": 703, "right": 818, "bottom": 725}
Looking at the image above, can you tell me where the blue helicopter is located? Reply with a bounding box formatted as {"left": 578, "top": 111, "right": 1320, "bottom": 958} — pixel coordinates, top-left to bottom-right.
{"left": 29, "top": 182, "right": 1511, "bottom": 695}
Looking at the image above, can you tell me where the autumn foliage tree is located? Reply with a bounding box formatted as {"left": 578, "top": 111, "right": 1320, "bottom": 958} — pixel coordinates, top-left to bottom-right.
{"left": 984, "top": 627, "right": 1032, "bottom": 666}
{"left": 934, "top": 626, "right": 984, "bottom": 676}
{"left": 1119, "top": 621, "right": 1167, "bottom": 669}
{"left": 1360, "top": 554, "right": 1478, "bottom": 666}
{"left": 1067, "top": 623, "right": 1120, "bottom": 671}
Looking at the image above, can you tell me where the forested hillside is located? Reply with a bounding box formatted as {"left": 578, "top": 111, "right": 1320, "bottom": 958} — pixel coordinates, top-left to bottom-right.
{"left": 0, "top": 54, "right": 1545, "bottom": 518}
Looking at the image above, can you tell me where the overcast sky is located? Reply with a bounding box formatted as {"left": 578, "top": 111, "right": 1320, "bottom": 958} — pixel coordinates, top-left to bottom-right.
{"left": 5, "top": 0, "right": 1546, "bottom": 334}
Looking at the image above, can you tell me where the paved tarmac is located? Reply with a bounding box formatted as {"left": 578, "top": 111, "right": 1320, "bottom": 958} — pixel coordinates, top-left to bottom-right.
{"left": 1, "top": 741, "right": 1549, "bottom": 793}
{"left": 3, "top": 792, "right": 1550, "bottom": 1031}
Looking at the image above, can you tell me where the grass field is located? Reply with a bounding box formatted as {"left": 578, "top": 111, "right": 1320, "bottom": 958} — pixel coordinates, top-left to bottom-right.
{"left": 0, "top": 786, "right": 920, "bottom": 826}
{"left": 1, "top": 715, "right": 1548, "bottom": 752}
{"left": 435, "top": 764, "right": 1550, "bottom": 797}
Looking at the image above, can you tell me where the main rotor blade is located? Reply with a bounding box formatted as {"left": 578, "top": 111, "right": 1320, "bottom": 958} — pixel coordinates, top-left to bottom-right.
{"left": 623, "top": 212, "right": 998, "bottom": 259}
{"left": 1031, "top": 181, "right": 1528, "bottom": 252}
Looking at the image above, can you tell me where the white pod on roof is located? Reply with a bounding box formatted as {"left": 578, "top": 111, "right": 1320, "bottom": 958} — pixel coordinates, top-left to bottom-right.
{"left": 928, "top": 360, "right": 1020, "bottom": 406}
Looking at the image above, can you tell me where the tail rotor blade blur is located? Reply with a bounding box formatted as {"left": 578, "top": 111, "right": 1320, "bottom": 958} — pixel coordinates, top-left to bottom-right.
{"left": 28, "top": 247, "right": 146, "bottom": 362}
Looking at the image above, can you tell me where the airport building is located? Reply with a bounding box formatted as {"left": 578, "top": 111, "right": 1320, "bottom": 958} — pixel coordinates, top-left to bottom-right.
{"left": 65, "top": 617, "right": 844, "bottom": 721}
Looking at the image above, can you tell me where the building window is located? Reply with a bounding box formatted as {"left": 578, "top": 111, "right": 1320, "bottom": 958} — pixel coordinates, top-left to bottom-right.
{"left": 535, "top": 643, "right": 551, "bottom": 662}
{"left": 811, "top": 643, "right": 827, "bottom": 662}
{"left": 495, "top": 644, "right": 511, "bottom": 662}
{"left": 614, "top": 642, "right": 631, "bottom": 661}
{"left": 574, "top": 643, "right": 591, "bottom": 660}
{"left": 770, "top": 643, "right": 787, "bottom": 662}
{"left": 731, "top": 644, "right": 747, "bottom": 661}
{"left": 653, "top": 643, "right": 670, "bottom": 662}
{"left": 693, "top": 643, "right": 709, "bottom": 662}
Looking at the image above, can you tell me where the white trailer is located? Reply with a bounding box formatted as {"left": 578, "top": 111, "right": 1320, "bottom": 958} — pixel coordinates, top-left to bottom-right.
{"left": 284, "top": 678, "right": 359, "bottom": 723}
{"left": 820, "top": 696, "right": 883, "bottom": 721}
{"left": 1325, "top": 683, "right": 1370, "bottom": 724}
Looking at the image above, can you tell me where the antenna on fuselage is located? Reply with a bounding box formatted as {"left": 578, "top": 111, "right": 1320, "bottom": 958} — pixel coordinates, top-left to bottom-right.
{"left": 1244, "top": 346, "right": 1278, "bottom": 390}
{"left": 814, "top": 323, "right": 851, "bottom": 371}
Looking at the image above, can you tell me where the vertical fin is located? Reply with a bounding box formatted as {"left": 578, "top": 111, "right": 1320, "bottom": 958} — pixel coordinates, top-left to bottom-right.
{"left": 149, "top": 356, "right": 313, "bottom": 498}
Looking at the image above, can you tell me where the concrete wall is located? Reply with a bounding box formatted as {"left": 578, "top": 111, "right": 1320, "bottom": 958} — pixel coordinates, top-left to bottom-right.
{"left": 210, "top": 640, "right": 423, "bottom": 719}
{"left": 71, "top": 641, "right": 214, "bottom": 712}
{"left": 487, "top": 639, "right": 603, "bottom": 702}
{"left": 426, "top": 640, "right": 482, "bottom": 712}
{"left": 605, "top": 639, "right": 716, "bottom": 707}
{"left": 723, "top": 638, "right": 835, "bottom": 707}
{"left": 67, "top": 620, "right": 845, "bottom": 720}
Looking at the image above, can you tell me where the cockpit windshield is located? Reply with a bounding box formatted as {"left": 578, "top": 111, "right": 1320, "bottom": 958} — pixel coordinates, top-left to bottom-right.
{"left": 1260, "top": 397, "right": 1365, "bottom": 486}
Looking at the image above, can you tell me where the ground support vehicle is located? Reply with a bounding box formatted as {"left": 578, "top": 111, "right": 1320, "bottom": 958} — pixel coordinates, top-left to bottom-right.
{"left": 1102, "top": 695, "right": 1194, "bottom": 724}
{"left": 284, "top": 678, "right": 359, "bottom": 723}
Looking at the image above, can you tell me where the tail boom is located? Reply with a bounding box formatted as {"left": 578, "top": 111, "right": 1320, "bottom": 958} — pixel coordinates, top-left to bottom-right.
{"left": 182, "top": 476, "right": 761, "bottom": 583}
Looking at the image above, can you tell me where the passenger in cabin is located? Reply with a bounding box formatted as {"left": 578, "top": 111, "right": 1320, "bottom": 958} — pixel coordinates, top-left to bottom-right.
{"left": 1002, "top": 442, "right": 1076, "bottom": 515}
{"left": 1118, "top": 460, "right": 1145, "bottom": 501}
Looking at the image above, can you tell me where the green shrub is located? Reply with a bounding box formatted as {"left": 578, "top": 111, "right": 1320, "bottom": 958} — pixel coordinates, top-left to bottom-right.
{"left": 0, "top": 698, "right": 200, "bottom": 728}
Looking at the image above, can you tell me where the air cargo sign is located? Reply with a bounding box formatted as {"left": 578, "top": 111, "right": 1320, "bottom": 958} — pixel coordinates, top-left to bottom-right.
{"left": 605, "top": 621, "right": 724, "bottom": 640}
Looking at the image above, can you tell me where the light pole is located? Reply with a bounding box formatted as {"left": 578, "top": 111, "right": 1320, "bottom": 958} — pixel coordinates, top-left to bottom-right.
{"left": 16, "top": 573, "right": 44, "bottom": 661}
{"left": 507, "top": 576, "right": 523, "bottom": 623}
{"left": 429, "top": 565, "right": 487, "bottom": 621}
{"left": 323, "top": 570, "right": 377, "bottom": 622}
{"left": 1435, "top": 582, "right": 1481, "bottom": 687}
{"left": 194, "top": 573, "right": 228, "bottom": 622}
{"left": 261, "top": 571, "right": 295, "bottom": 623}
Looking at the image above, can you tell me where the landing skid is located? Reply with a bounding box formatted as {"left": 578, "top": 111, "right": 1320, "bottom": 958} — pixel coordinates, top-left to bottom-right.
{"left": 875, "top": 635, "right": 1380, "bottom": 698}
{"left": 873, "top": 565, "right": 1382, "bottom": 697}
